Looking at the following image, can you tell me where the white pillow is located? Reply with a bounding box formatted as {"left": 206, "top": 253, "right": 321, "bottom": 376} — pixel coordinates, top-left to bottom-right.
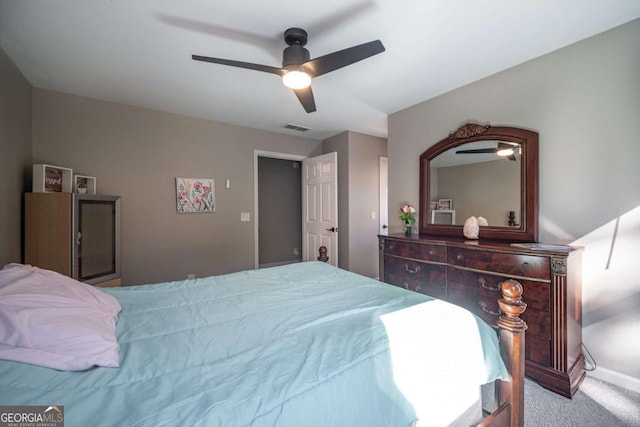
{"left": 0, "top": 263, "right": 121, "bottom": 370}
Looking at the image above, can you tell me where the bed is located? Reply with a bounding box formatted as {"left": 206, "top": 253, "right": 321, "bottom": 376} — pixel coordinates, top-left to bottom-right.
{"left": 0, "top": 257, "right": 526, "bottom": 427}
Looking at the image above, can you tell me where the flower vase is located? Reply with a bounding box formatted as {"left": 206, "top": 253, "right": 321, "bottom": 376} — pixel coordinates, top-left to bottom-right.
{"left": 404, "top": 223, "right": 412, "bottom": 237}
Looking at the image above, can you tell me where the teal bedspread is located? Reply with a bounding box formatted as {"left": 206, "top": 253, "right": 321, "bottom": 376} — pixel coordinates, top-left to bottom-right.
{"left": 0, "top": 262, "right": 508, "bottom": 426}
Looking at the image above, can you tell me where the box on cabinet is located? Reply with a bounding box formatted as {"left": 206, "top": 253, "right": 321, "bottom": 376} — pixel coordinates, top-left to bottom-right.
{"left": 74, "top": 175, "right": 97, "bottom": 194}
{"left": 33, "top": 164, "right": 73, "bottom": 193}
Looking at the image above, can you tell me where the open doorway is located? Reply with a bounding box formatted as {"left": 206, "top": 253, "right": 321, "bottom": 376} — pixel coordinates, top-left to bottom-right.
{"left": 254, "top": 151, "right": 306, "bottom": 269}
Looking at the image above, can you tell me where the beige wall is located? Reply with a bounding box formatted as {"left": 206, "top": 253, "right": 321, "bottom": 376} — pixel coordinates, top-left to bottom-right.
{"left": 346, "top": 131, "right": 387, "bottom": 278}
{"left": 435, "top": 159, "right": 520, "bottom": 226}
{"left": 0, "top": 48, "right": 32, "bottom": 266}
{"left": 388, "top": 19, "right": 640, "bottom": 388}
{"left": 322, "top": 131, "right": 387, "bottom": 277}
{"left": 32, "top": 89, "right": 322, "bottom": 285}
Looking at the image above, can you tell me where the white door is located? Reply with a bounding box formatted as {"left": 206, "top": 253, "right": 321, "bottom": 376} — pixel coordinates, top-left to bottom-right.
{"left": 302, "top": 152, "right": 338, "bottom": 266}
{"left": 379, "top": 156, "right": 388, "bottom": 234}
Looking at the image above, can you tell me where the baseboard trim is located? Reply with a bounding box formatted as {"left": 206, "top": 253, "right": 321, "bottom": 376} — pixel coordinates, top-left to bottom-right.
{"left": 587, "top": 367, "right": 640, "bottom": 394}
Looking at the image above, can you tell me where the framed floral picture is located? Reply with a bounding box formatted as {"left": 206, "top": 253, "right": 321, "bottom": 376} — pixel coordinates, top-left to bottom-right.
{"left": 176, "top": 177, "right": 215, "bottom": 213}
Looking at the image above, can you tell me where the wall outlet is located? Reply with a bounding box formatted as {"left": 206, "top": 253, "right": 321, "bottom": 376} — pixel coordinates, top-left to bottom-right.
{"left": 187, "top": 273, "right": 195, "bottom": 280}
{"left": 241, "top": 212, "right": 250, "bottom": 222}
{"left": 293, "top": 248, "right": 300, "bottom": 256}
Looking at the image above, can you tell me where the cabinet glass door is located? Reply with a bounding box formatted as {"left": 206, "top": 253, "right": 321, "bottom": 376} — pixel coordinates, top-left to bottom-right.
{"left": 73, "top": 195, "right": 121, "bottom": 284}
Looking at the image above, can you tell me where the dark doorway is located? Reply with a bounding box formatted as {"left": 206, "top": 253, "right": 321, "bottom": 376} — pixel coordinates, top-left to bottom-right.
{"left": 258, "top": 157, "right": 302, "bottom": 267}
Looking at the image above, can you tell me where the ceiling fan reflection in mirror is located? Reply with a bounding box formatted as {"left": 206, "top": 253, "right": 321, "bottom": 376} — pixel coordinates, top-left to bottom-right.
{"left": 192, "top": 27, "right": 385, "bottom": 113}
{"left": 456, "top": 142, "right": 520, "bottom": 161}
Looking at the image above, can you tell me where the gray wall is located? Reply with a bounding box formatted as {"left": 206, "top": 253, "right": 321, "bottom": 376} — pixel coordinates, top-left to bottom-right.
{"left": 346, "top": 131, "right": 387, "bottom": 278}
{"left": 258, "top": 157, "right": 302, "bottom": 266}
{"left": 435, "top": 159, "right": 520, "bottom": 226}
{"left": 0, "top": 48, "right": 31, "bottom": 266}
{"left": 323, "top": 131, "right": 387, "bottom": 278}
{"left": 388, "top": 19, "right": 640, "bottom": 388}
{"left": 31, "top": 88, "right": 322, "bottom": 285}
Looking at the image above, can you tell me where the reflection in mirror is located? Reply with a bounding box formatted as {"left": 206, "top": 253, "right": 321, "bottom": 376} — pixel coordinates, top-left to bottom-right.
{"left": 429, "top": 141, "right": 521, "bottom": 226}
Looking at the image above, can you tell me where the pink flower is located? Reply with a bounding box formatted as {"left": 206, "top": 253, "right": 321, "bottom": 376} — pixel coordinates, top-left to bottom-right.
{"left": 399, "top": 204, "right": 416, "bottom": 224}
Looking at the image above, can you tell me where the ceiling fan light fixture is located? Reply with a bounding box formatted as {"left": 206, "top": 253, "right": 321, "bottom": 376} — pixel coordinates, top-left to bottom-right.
{"left": 497, "top": 148, "right": 515, "bottom": 157}
{"left": 282, "top": 70, "right": 311, "bottom": 89}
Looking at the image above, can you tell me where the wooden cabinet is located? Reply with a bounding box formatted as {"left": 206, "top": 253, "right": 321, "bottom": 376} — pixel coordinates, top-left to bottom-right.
{"left": 25, "top": 192, "right": 121, "bottom": 286}
{"left": 379, "top": 234, "right": 584, "bottom": 398}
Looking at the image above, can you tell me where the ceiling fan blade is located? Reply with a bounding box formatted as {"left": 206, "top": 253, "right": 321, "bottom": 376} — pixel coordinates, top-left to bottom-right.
{"left": 303, "top": 40, "right": 385, "bottom": 77}
{"left": 294, "top": 86, "right": 316, "bottom": 113}
{"left": 192, "top": 55, "right": 285, "bottom": 76}
{"left": 456, "top": 148, "right": 498, "bottom": 154}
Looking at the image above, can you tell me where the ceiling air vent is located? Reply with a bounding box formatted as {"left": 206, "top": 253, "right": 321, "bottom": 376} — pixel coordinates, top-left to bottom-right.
{"left": 283, "top": 123, "right": 310, "bottom": 132}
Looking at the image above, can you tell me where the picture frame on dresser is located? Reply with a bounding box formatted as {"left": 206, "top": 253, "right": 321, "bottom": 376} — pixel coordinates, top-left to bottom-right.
{"left": 33, "top": 164, "right": 73, "bottom": 193}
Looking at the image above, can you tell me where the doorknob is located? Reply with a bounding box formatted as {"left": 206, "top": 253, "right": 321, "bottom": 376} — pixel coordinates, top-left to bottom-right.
{"left": 326, "top": 227, "right": 338, "bottom": 232}
{"left": 382, "top": 224, "right": 388, "bottom": 229}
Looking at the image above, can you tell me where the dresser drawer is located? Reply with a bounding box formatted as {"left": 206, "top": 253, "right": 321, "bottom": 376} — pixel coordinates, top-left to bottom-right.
{"left": 448, "top": 291, "right": 551, "bottom": 342}
{"left": 521, "top": 308, "right": 551, "bottom": 338}
{"left": 447, "top": 247, "right": 550, "bottom": 279}
{"left": 383, "top": 239, "right": 446, "bottom": 263}
{"left": 448, "top": 268, "right": 550, "bottom": 312}
{"left": 526, "top": 334, "right": 551, "bottom": 367}
{"left": 384, "top": 255, "right": 447, "bottom": 285}
{"left": 385, "top": 273, "right": 447, "bottom": 300}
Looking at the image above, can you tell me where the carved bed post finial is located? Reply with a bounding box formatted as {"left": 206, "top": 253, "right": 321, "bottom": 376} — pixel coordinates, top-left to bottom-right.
{"left": 318, "top": 246, "right": 329, "bottom": 262}
{"left": 497, "top": 279, "right": 528, "bottom": 332}
{"left": 450, "top": 123, "right": 490, "bottom": 139}
{"left": 495, "top": 279, "right": 527, "bottom": 427}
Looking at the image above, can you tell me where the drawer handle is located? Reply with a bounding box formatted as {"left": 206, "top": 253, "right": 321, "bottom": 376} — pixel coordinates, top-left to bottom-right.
{"left": 522, "top": 262, "right": 530, "bottom": 270}
{"left": 479, "top": 278, "right": 501, "bottom": 292}
{"left": 479, "top": 301, "right": 502, "bottom": 316}
{"left": 456, "top": 253, "right": 464, "bottom": 261}
{"left": 429, "top": 250, "right": 436, "bottom": 256}
{"left": 404, "top": 263, "right": 421, "bottom": 274}
{"left": 403, "top": 281, "right": 422, "bottom": 291}
{"left": 388, "top": 244, "right": 394, "bottom": 250}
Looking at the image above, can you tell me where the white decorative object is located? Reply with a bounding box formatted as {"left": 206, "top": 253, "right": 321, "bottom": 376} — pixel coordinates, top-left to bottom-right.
{"left": 33, "top": 164, "right": 73, "bottom": 193}
{"left": 477, "top": 216, "right": 488, "bottom": 226}
{"left": 463, "top": 216, "right": 480, "bottom": 240}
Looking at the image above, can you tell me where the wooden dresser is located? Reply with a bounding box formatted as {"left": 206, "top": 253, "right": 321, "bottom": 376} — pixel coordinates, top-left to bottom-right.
{"left": 379, "top": 233, "right": 584, "bottom": 398}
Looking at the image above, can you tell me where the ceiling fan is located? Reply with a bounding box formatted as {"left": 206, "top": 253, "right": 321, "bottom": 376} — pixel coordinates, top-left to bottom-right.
{"left": 456, "top": 143, "right": 519, "bottom": 161}
{"left": 192, "top": 27, "right": 385, "bottom": 113}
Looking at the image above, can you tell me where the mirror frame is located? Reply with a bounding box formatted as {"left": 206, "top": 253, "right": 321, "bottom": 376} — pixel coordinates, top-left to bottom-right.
{"left": 419, "top": 123, "right": 539, "bottom": 242}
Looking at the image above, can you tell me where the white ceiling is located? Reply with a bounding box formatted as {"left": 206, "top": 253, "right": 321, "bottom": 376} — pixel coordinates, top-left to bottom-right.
{"left": 2, "top": 1, "right": 639, "bottom": 140}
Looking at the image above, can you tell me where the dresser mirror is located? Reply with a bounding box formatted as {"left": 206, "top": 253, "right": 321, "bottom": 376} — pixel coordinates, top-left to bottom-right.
{"left": 419, "top": 123, "right": 539, "bottom": 241}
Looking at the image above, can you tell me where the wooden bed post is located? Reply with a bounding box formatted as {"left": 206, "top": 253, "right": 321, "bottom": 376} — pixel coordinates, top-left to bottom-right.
{"left": 478, "top": 279, "right": 527, "bottom": 427}
{"left": 317, "top": 246, "right": 329, "bottom": 262}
